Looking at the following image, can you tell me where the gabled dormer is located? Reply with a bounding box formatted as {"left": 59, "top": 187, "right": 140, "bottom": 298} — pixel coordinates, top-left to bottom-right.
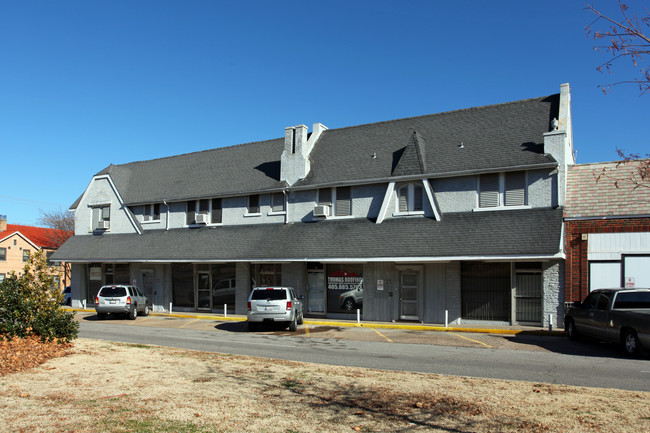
{"left": 280, "top": 123, "right": 327, "bottom": 186}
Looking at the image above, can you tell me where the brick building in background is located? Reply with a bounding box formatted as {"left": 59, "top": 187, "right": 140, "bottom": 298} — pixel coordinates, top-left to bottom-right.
{"left": 564, "top": 160, "right": 650, "bottom": 304}
{"left": 0, "top": 215, "right": 72, "bottom": 290}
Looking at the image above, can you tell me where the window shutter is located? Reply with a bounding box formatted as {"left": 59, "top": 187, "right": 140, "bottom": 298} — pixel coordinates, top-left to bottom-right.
{"left": 335, "top": 187, "right": 351, "bottom": 216}
{"left": 505, "top": 172, "right": 526, "bottom": 206}
{"left": 398, "top": 186, "right": 408, "bottom": 212}
{"left": 413, "top": 185, "right": 423, "bottom": 211}
{"left": 211, "top": 198, "right": 222, "bottom": 224}
{"left": 479, "top": 174, "right": 499, "bottom": 208}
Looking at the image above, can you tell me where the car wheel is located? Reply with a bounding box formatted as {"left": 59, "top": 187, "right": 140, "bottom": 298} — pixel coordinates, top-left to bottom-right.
{"left": 343, "top": 298, "right": 356, "bottom": 311}
{"left": 97, "top": 312, "right": 106, "bottom": 320}
{"left": 289, "top": 316, "right": 297, "bottom": 332}
{"left": 622, "top": 329, "right": 640, "bottom": 356}
{"left": 565, "top": 319, "right": 579, "bottom": 341}
{"left": 297, "top": 311, "right": 304, "bottom": 325}
{"left": 247, "top": 321, "right": 257, "bottom": 332}
{"left": 128, "top": 306, "right": 137, "bottom": 320}
{"left": 143, "top": 304, "right": 150, "bottom": 316}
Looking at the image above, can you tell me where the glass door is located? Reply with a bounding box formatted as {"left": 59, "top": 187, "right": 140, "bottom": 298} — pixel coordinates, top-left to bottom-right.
{"left": 400, "top": 271, "right": 420, "bottom": 320}
{"left": 196, "top": 271, "right": 211, "bottom": 311}
{"left": 307, "top": 271, "right": 325, "bottom": 314}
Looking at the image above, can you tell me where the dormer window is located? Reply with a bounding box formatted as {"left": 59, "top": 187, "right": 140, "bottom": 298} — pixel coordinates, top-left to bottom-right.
{"left": 187, "top": 199, "right": 220, "bottom": 225}
{"left": 397, "top": 183, "right": 424, "bottom": 213}
{"left": 478, "top": 171, "right": 527, "bottom": 209}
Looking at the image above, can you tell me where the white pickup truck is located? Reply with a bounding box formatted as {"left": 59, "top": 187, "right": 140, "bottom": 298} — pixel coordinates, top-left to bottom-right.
{"left": 564, "top": 288, "right": 650, "bottom": 356}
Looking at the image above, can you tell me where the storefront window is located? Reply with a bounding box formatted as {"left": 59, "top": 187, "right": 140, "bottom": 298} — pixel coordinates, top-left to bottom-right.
{"left": 212, "top": 264, "right": 236, "bottom": 310}
{"left": 172, "top": 263, "right": 194, "bottom": 307}
{"left": 252, "top": 264, "right": 281, "bottom": 287}
{"left": 327, "top": 264, "right": 363, "bottom": 314}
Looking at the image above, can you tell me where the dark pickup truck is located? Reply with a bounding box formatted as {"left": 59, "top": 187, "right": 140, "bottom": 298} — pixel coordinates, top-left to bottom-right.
{"left": 565, "top": 288, "right": 650, "bottom": 356}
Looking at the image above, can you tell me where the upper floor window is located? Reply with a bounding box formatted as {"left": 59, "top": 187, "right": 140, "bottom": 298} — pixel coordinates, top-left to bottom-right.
{"left": 92, "top": 205, "right": 110, "bottom": 230}
{"left": 22, "top": 249, "right": 30, "bottom": 262}
{"left": 271, "top": 192, "right": 285, "bottom": 213}
{"left": 248, "top": 194, "right": 260, "bottom": 215}
{"left": 397, "top": 183, "right": 424, "bottom": 213}
{"left": 478, "top": 172, "right": 527, "bottom": 209}
{"left": 0, "top": 247, "right": 6, "bottom": 261}
{"left": 46, "top": 251, "right": 55, "bottom": 266}
{"left": 186, "top": 199, "right": 211, "bottom": 225}
{"left": 143, "top": 203, "right": 160, "bottom": 222}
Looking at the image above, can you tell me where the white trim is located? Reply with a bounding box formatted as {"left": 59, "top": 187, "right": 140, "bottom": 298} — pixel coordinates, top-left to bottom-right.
{"left": 61, "top": 253, "right": 565, "bottom": 264}
{"left": 0, "top": 231, "right": 41, "bottom": 251}
{"left": 473, "top": 205, "right": 532, "bottom": 212}
{"left": 422, "top": 179, "right": 441, "bottom": 221}
{"left": 376, "top": 181, "right": 395, "bottom": 224}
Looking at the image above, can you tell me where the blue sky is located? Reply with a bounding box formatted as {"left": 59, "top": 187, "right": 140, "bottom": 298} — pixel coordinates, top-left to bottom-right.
{"left": 1, "top": 1, "right": 648, "bottom": 226}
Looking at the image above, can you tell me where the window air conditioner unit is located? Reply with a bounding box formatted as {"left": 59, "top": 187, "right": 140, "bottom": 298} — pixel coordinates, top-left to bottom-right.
{"left": 97, "top": 220, "right": 110, "bottom": 230}
{"left": 313, "top": 205, "right": 330, "bottom": 217}
{"left": 195, "top": 214, "right": 209, "bottom": 225}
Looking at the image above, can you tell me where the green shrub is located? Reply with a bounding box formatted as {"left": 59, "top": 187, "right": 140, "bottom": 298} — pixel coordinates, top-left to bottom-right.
{"left": 0, "top": 250, "right": 78, "bottom": 342}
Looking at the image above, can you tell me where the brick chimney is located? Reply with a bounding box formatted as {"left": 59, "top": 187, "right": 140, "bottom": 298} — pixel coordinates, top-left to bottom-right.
{"left": 0, "top": 215, "right": 7, "bottom": 232}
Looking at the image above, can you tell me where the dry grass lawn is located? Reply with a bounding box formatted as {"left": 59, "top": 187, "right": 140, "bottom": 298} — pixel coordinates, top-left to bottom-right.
{"left": 1, "top": 338, "right": 649, "bottom": 432}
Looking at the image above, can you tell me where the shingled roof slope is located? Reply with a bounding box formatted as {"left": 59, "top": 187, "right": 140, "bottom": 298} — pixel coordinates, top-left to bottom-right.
{"left": 53, "top": 208, "right": 563, "bottom": 262}
{"left": 298, "top": 94, "right": 559, "bottom": 186}
{"left": 565, "top": 160, "right": 650, "bottom": 218}
{"left": 88, "top": 93, "right": 559, "bottom": 206}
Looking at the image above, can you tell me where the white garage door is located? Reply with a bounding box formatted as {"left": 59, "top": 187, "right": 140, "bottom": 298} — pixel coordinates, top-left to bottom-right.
{"left": 624, "top": 256, "right": 650, "bottom": 288}
{"left": 589, "top": 262, "right": 621, "bottom": 291}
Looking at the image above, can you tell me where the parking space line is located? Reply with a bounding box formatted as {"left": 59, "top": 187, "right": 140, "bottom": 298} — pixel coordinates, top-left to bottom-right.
{"left": 304, "top": 324, "right": 310, "bottom": 337}
{"left": 450, "top": 332, "right": 492, "bottom": 348}
{"left": 180, "top": 319, "right": 199, "bottom": 328}
{"left": 372, "top": 328, "right": 393, "bottom": 343}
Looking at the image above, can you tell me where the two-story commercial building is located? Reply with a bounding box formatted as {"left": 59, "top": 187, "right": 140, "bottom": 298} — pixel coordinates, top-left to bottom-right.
{"left": 53, "top": 84, "right": 575, "bottom": 328}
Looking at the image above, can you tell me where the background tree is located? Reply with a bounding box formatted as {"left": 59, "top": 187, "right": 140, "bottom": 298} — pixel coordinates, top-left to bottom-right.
{"left": 585, "top": 1, "right": 650, "bottom": 95}
{"left": 586, "top": 1, "right": 649, "bottom": 188}
{"left": 38, "top": 207, "right": 74, "bottom": 288}
{"left": 38, "top": 207, "right": 74, "bottom": 247}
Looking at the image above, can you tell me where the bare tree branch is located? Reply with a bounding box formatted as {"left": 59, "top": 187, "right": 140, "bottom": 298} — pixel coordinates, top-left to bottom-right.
{"left": 585, "top": 1, "right": 650, "bottom": 94}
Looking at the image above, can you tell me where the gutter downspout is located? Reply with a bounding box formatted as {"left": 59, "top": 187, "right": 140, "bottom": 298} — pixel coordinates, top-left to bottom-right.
{"left": 282, "top": 190, "right": 289, "bottom": 224}
{"left": 163, "top": 200, "right": 170, "bottom": 231}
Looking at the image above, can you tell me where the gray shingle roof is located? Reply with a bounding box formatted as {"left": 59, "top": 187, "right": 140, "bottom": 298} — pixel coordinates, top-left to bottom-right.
{"left": 86, "top": 94, "right": 559, "bottom": 206}
{"left": 53, "top": 208, "right": 563, "bottom": 262}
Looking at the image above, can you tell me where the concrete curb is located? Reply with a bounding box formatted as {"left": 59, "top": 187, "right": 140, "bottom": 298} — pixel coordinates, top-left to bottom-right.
{"left": 68, "top": 307, "right": 565, "bottom": 337}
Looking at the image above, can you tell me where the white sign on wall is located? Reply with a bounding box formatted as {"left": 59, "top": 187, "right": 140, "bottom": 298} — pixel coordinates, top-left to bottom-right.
{"left": 377, "top": 279, "right": 384, "bottom": 291}
{"left": 625, "top": 277, "right": 635, "bottom": 288}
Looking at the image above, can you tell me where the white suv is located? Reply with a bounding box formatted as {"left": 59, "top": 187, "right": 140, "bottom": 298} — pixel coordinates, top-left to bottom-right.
{"left": 247, "top": 287, "right": 304, "bottom": 332}
{"left": 95, "top": 285, "right": 151, "bottom": 320}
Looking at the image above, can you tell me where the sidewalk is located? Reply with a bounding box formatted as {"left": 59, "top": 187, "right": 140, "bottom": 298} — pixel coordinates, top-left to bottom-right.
{"left": 68, "top": 307, "right": 565, "bottom": 336}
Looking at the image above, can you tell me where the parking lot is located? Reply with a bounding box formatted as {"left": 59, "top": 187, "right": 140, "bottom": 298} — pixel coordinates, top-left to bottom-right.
{"left": 70, "top": 309, "right": 638, "bottom": 359}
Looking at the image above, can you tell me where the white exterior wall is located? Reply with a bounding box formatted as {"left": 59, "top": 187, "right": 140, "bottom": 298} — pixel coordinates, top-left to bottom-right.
{"left": 74, "top": 177, "right": 138, "bottom": 235}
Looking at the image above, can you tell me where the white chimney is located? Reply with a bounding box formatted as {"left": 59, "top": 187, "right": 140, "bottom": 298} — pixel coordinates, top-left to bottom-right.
{"left": 281, "top": 123, "right": 327, "bottom": 186}
{"left": 544, "top": 83, "right": 575, "bottom": 208}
